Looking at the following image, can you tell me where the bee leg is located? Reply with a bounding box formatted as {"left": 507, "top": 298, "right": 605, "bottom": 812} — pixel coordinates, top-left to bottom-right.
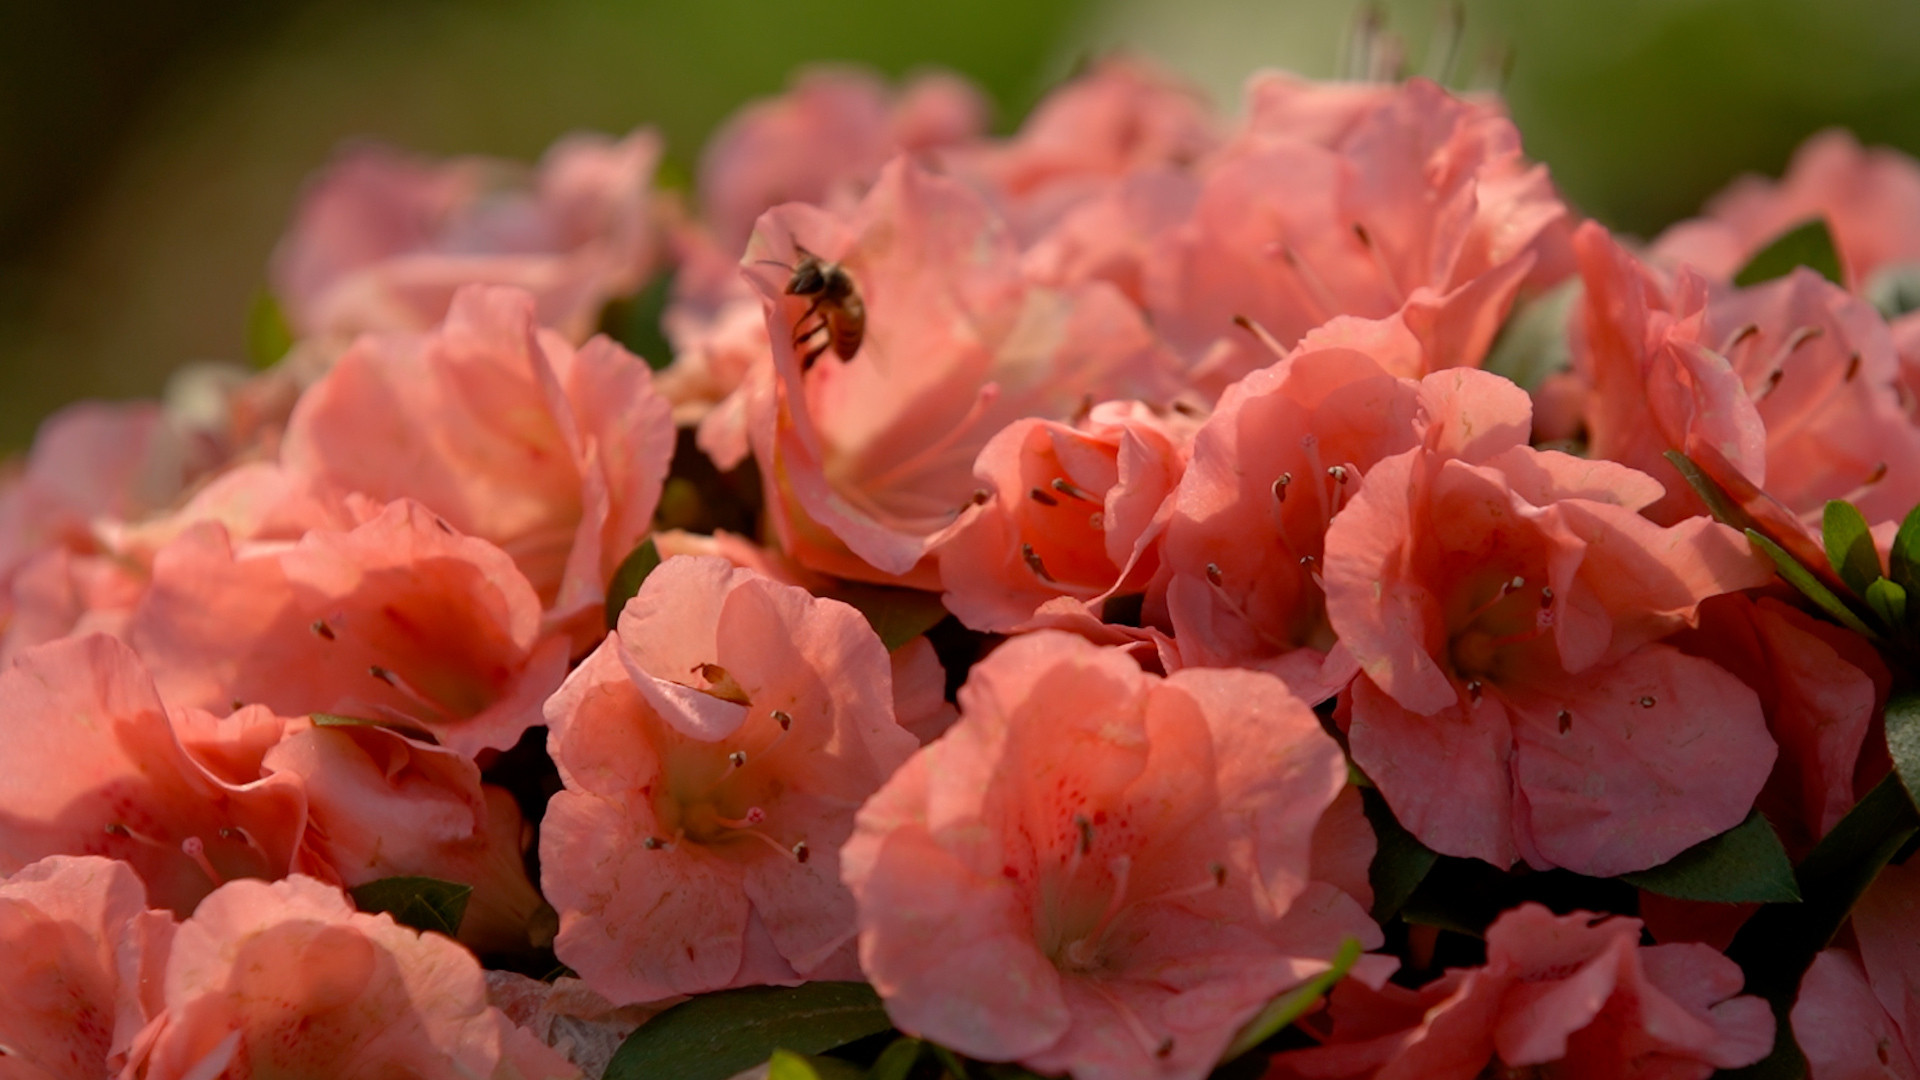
{"left": 800, "top": 339, "right": 831, "bottom": 372}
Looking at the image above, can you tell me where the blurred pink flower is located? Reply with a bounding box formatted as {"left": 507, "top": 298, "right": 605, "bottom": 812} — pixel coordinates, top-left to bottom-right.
{"left": 1792, "top": 859, "right": 1920, "bottom": 1079}
{"left": 129, "top": 499, "right": 570, "bottom": 759}
{"left": 843, "top": 631, "right": 1382, "bottom": 1080}
{"left": 937, "top": 400, "right": 1196, "bottom": 633}
{"left": 282, "top": 284, "right": 675, "bottom": 641}
{"left": 1271, "top": 904, "right": 1772, "bottom": 1080}
{"left": 1655, "top": 129, "right": 1920, "bottom": 290}
{"left": 126, "top": 875, "right": 577, "bottom": 1080}
{"left": 0, "top": 855, "right": 173, "bottom": 1079}
{"left": 1147, "top": 78, "right": 1568, "bottom": 393}
{"left": 0, "top": 635, "right": 308, "bottom": 917}
{"left": 541, "top": 556, "right": 917, "bottom": 1003}
{"left": 1322, "top": 368, "right": 1774, "bottom": 875}
{"left": 272, "top": 129, "right": 662, "bottom": 343}
{"left": 699, "top": 66, "right": 988, "bottom": 254}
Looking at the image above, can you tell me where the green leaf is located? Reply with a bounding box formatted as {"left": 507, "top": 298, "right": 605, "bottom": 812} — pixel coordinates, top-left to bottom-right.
{"left": 1887, "top": 692, "right": 1920, "bottom": 801}
{"left": 1867, "top": 578, "right": 1909, "bottom": 630}
{"left": 1361, "top": 788, "right": 1438, "bottom": 922}
{"left": 605, "top": 537, "right": 663, "bottom": 631}
{"left": 348, "top": 876, "right": 472, "bottom": 936}
{"left": 1746, "top": 529, "right": 1880, "bottom": 639}
{"left": 825, "top": 583, "right": 950, "bottom": 652}
{"left": 1220, "top": 937, "right": 1364, "bottom": 1062}
{"left": 1822, "top": 500, "right": 1882, "bottom": 596}
{"left": 1888, "top": 502, "right": 1920, "bottom": 603}
{"left": 1619, "top": 809, "right": 1800, "bottom": 903}
{"left": 1726, "top": 772, "right": 1920, "bottom": 1003}
{"left": 767, "top": 1050, "right": 866, "bottom": 1080}
{"left": 246, "top": 289, "right": 294, "bottom": 370}
{"left": 600, "top": 270, "right": 677, "bottom": 371}
{"left": 604, "top": 982, "right": 894, "bottom": 1080}
{"left": 1733, "top": 218, "right": 1844, "bottom": 288}
{"left": 866, "top": 1038, "right": 924, "bottom": 1080}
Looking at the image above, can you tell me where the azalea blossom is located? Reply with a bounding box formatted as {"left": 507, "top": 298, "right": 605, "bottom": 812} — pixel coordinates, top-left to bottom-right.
{"left": 1270, "top": 903, "right": 1773, "bottom": 1079}
{"left": 129, "top": 498, "right": 571, "bottom": 759}
{"left": 124, "top": 875, "right": 577, "bottom": 1080}
{"left": 541, "top": 555, "right": 918, "bottom": 1003}
{"left": 1791, "top": 859, "right": 1920, "bottom": 1079}
{"left": 0, "top": 855, "right": 173, "bottom": 1079}
{"left": 272, "top": 128, "right": 662, "bottom": 343}
{"left": 843, "top": 630, "right": 1383, "bottom": 1080}
{"left": 1322, "top": 367, "right": 1775, "bottom": 875}
{"left": 280, "top": 283, "right": 675, "bottom": 640}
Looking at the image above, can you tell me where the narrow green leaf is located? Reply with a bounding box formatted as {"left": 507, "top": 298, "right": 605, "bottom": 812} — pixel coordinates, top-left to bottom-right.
{"left": 1726, "top": 772, "right": 1920, "bottom": 1003}
{"left": 605, "top": 537, "right": 663, "bottom": 631}
{"left": 1733, "top": 218, "right": 1844, "bottom": 288}
{"left": 867, "top": 1038, "right": 924, "bottom": 1080}
{"left": 825, "top": 583, "right": 950, "bottom": 652}
{"left": 930, "top": 1045, "right": 971, "bottom": 1079}
{"left": 1888, "top": 502, "right": 1920, "bottom": 604}
{"left": 1619, "top": 809, "right": 1800, "bottom": 903}
{"left": 1822, "top": 500, "right": 1882, "bottom": 596}
{"left": 247, "top": 289, "right": 294, "bottom": 370}
{"left": 348, "top": 876, "right": 472, "bottom": 936}
{"left": 1361, "top": 789, "right": 1438, "bottom": 922}
{"left": 1662, "top": 451, "right": 1763, "bottom": 535}
{"left": 768, "top": 1050, "right": 866, "bottom": 1080}
{"left": 1887, "top": 692, "right": 1920, "bottom": 801}
{"left": 604, "top": 982, "right": 893, "bottom": 1080}
{"left": 1867, "top": 578, "right": 1909, "bottom": 631}
{"left": 1746, "top": 529, "right": 1880, "bottom": 639}
{"left": 1220, "top": 937, "right": 1364, "bottom": 1062}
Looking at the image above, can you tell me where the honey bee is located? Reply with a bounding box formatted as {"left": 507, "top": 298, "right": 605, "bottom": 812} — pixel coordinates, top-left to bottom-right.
{"left": 781, "top": 245, "right": 865, "bottom": 371}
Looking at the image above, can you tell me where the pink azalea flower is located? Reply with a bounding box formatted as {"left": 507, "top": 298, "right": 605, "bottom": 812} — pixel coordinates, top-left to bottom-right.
{"left": 261, "top": 720, "right": 547, "bottom": 955}
{"left": 1654, "top": 129, "right": 1920, "bottom": 290}
{"left": 842, "top": 630, "right": 1382, "bottom": 1080}
{"left": 655, "top": 224, "right": 773, "bottom": 439}
{"left": 698, "top": 66, "right": 988, "bottom": 253}
{"left": 0, "top": 635, "right": 308, "bottom": 917}
{"left": 743, "top": 160, "right": 1183, "bottom": 585}
{"left": 1158, "top": 339, "right": 1426, "bottom": 701}
{"left": 946, "top": 56, "right": 1218, "bottom": 245}
{"left": 0, "top": 545, "right": 145, "bottom": 664}
{"left": 1792, "top": 859, "right": 1920, "bottom": 1079}
{"left": 125, "top": 875, "right": 577, "bottom": 1080}
{"left": 0, "top": 855, "right": 173, "bottom": 1079}
{"left": 281, "top": 284, "right": 675, "bottom": 641}
{"left": 272, "top": 129, "right": 662, "bottom": 343}
{"left": 1147, "top": 78, "right": 1568, "bottom": 393}
{"left": 129, "top": 499, "right": 571, "bottom": 759}
{"left": 937, "top": 400, "right": 1196, "bottom": 633}
{"left": 541, "top": 555, "right": 918, "bottom": 1003}
{"left": 1321, "top": 367, "right": 1775, "bottom": 875}
{"left": 1574, "top": 222, "right": 1920, "bottom": 526}
{"left": 1674, "top": 595, "right": 1885, "bottom": 859}
{"left": 1271, "top": 904, "right": 1773, "bottom": 1080}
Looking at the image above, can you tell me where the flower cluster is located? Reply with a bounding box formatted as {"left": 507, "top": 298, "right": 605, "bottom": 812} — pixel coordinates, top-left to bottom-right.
{"left": 4, "top": 54, "right": 1919, "bottom": 1080}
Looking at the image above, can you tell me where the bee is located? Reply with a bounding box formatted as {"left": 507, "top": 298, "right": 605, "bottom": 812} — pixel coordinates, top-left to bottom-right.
{"left": 781, "top": 245, "right": 866, "bottom": 371}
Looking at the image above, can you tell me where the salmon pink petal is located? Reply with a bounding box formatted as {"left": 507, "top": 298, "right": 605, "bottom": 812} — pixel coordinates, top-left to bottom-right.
{"left": 0, "top": 855, "right": 166, "bottom": 1080}
{"left": 1347, "top": 674, "right": 1518, "bottom": 868}
{"left": 1792, "top": 948, "right": 1920, "bottom": 1079}
{"left": 0, "top": 635, "right": 307, "bottom": 916}
{"left": 130, "top": 500, "right": 568, "bottom": 759}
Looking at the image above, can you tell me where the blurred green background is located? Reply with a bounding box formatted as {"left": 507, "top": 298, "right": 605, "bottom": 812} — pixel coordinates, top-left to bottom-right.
{"left": 3, "top": 0, "right": 1918, "bottom": 450}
